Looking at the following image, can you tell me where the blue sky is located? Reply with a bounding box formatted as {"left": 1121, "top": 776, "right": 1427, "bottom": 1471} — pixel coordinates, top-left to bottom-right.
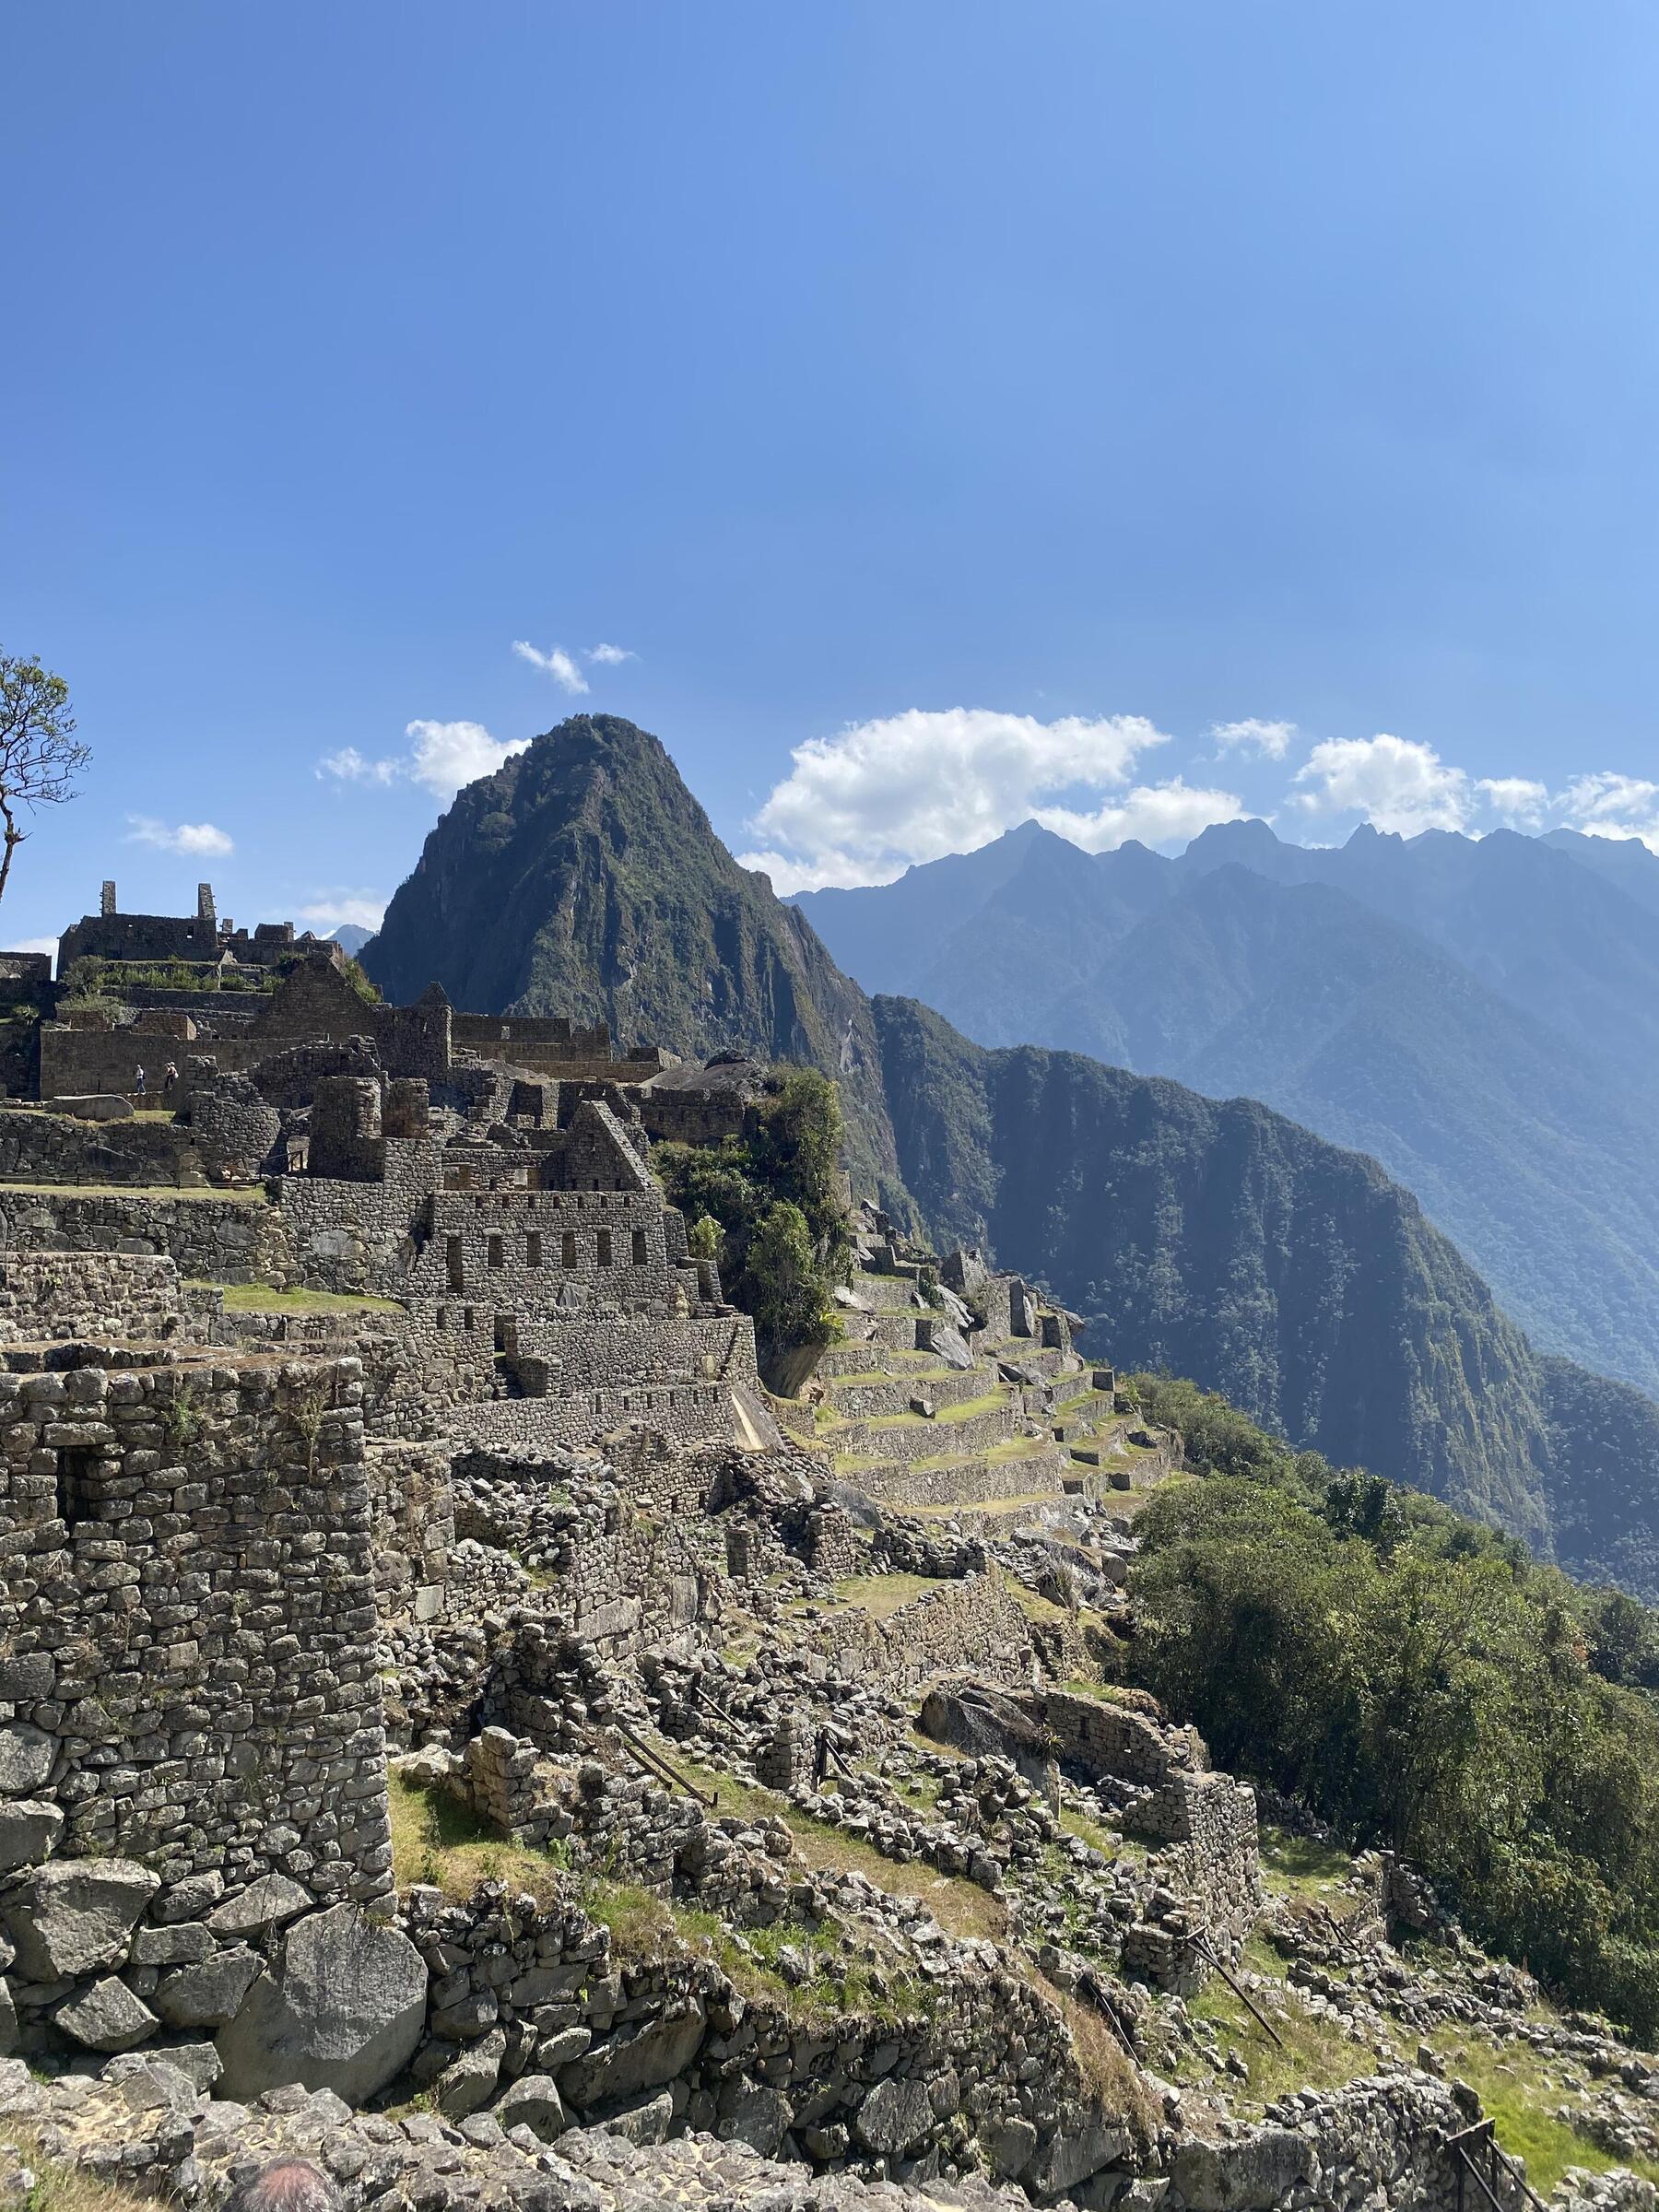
{"left": 7, "top": 3, "right": 1659, "bottom": 943}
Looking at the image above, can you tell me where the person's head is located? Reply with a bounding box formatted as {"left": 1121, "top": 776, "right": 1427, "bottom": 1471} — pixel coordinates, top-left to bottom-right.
{"left": 222, "top": 2159, "right": 338, "bottom": 2212}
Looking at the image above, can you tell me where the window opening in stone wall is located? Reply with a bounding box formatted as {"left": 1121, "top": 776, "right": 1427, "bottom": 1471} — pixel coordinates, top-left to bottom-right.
{"left": 525, "top": 1231, "right": 541, "bottom": 1269}
{"left": 446, "top": 1235, "right": 465, "bottom": 1291}
{"left": 488, "top": 1234, "right": 504, "bottom": 1268}
{"left": 562, "top": 1230, "right": 578, "bottom": 1268}
{"left": 631, "top": 1227, "right": 648, "bottom": 1265}
{"left": 596, "top": 1229, "right": 612, "bottom": 1265}
{"left": 56, "top": 1446, "right": 98, "bottom": 1529}
{"left": 464, "top": 1305, "right": 477, "bottom": 1331}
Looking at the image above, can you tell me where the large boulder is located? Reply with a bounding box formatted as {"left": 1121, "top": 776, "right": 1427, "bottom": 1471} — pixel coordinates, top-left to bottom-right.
{"left": 853, "top": 2075, "right": 933, "bottom": 2158}
{"left": 2, "top": 1859, "right": 159, "bottom": 1980}
{"left": 433, "top": 2028, "right": 505, "bottom": 2120}
{"left": 1026, "top": 2113, "right": 1134, "bottom": 2197}
{"left": 494, "top": 2071, "right": 567, "bottom": 2142}
{"left": 206, "top": 1874, "right": 312, "bottom": 1938}
{"left": 559, "top": 2000, "right": 706, "bottom": 2112}
{"left": 918, "top": 1679, "right": 1060, "bottom": 1794}
{"left": 1170, "top": 2130, "right": 1319, "bottom": 2211}
{"left": 215, "top": 1904, "right": 427, "bottom": 2104}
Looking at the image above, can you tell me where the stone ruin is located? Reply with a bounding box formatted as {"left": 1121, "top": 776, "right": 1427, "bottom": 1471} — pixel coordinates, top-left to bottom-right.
{"left": 0, "top": 888, "right": 1602, "bottom": 2212}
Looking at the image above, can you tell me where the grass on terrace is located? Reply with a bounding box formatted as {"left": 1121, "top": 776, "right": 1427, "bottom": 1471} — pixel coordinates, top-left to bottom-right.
{"left": 388, "top": 1769, "right": 570, "bottom": 1903}
{"left": 863, "top": 1388, "right": 1009, "bottom": 1430}
{"left": 194, "top": 1279, "right": 404, "bottom": 1313}
{"left": 667, "top": 1748, "right": 1008, "bottom": 1947}
{"left": 1428, "top": 2026, "right": 1659, "bottom": 2195}
{"left": 1256, "top": 1823, "right": 1356, "bottom": 1901}
{"left": 1179, "top": 1935, "right": 1387, "bottom": 2111}
{"left": 830, "top": 1571, "right": 948, "bottom": 1619}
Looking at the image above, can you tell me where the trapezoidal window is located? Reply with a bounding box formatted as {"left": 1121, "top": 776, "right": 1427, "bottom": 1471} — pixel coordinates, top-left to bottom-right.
{"left": 561, "top": 1230, "right": 578, "bottom": 1269}
{"left": 631, "top": 1227, "right": 648, "bottom": 1266}
{"left": 56, "top": 1447, "right": 98, "bottom": 1530}
{"left": 487, "top": 1234, "right": 504, "bottom": 1269}
{"left": 525, "top": 1231, "right": 542, "bottom": 1269}
{"left": 595, "top": 1228, "right": 613, "bottom": 1266}
{"left": 445, "top": 1235, "right": 465, "bottom": 1292}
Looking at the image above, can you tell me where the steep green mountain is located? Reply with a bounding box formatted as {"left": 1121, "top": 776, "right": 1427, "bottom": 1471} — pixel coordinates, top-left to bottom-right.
{"left": 798, "top": 820, "right": 1659, "bottom": 1394}
{"left": 360, "top": 714, "right": 907, "bottom": 1206}
{"left": 362, "top": 714, "right": 1659, "bottom": 1592}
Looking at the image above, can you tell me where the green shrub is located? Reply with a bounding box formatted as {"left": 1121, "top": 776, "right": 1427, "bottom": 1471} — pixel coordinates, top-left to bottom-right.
{"left": 656, "top": 1065, "right": 852, "bottom": 1356}
{"left": 1127, "top": 1389, "right": 1659, "bottom": 2042}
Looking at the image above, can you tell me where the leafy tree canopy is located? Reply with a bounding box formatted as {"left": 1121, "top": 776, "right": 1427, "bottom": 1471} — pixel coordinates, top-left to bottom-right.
{"left": 655, "top": 1066, "right": 852, "bottom": 1355}
{"left": 1126, "top": 1372, "right": 1659, "bottom": 2041}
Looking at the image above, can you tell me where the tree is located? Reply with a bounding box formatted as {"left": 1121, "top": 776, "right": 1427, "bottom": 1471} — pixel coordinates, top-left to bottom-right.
{"left": 0, "top": 650, "right": 89, "bottom": 908}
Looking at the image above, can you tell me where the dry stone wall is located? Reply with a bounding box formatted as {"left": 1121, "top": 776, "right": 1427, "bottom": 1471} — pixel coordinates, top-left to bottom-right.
{"left": 0, "top": 1188, "right": 289, "bottom": 1285}
{"left": 0, "top": 1251, "right": 195, "bottom": 1345}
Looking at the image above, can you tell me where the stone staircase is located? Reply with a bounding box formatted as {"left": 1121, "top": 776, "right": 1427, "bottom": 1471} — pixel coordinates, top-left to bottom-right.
{"left": 806, "top": 1241, "right": 1140, "bottom": 1515}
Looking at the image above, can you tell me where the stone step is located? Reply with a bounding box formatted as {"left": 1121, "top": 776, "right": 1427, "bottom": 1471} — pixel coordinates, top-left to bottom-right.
{"left": 848, "top": 1269, "right": 926, "bottom": 1313}
{"left": 826, "top": 1366, "right": 993, "bottom": 1419}
{"left": 833, "top": 1439, "right": 1075, "bottom": 1510}
{"left": 983, "top": 1339, "right": 1087, "bottom": 1382}
{"left": 834, "top": 1398, "right": 1018, "bottom": 1463}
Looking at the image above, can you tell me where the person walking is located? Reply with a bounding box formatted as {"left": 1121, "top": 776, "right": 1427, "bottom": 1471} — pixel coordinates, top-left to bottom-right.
{"left": 134, "top": 1064, "right": 146, "bottom": 1098}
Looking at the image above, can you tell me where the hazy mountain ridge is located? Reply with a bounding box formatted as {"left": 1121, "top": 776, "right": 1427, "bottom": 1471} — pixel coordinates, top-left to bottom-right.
{"left": 796, "top": 818, "right": 1659, "bottom": 1394}
{"left": 362, "top": 715, "right": 1659, "bottom": 1594}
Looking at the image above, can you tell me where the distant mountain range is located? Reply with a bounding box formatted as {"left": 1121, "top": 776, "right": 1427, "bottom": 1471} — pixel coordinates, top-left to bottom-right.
{"left": 796, "top": 818, "right": 1659, "bottom": 1399}
{"left": 325, "top": 924, "right": 374, "bottom": 958}
{"left": 361, "top": 716, "right": 1659, "bottom": 1597}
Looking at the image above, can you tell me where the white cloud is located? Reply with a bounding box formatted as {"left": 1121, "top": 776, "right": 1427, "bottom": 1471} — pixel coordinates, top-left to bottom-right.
{"left": 1210, "top": 717, "right": 1296, "bottom": 760}
{"left": 14, "top": 937, "right": 57, "bottom": 958}
{"left": 316, "top": 721, "right": 529, "bottom": 802}
{"left": 126, "top": 815, "right": 235, "bottom": 856}
{"left": 736, "top": 707, "right": 1176, "bottom": 891}
{"left": 318, "top": 747, "right": 400, "bottom": 787}
{"left": 512, "top": 640, "right": 589, "bottom": 694}
{"left": 1292, "top": 735, "right": 1473, "bottom": 835}
{"left": 297, "top": 892, "right": 386, "bottom": 935}
{"left": 586, "top": 641, "right": 635, "bottom": 665}
{"left": 1555, "top": 771, "right": 1659, "bottom": 851}
{"left": 406, "top": 720, "right": 529, "bottom": 797}
{"left": 1035, "top": 779, "right": 1249, "bottom": 853}
{"left": 1476, "top": 776, "right": 1550, "bottom": 829}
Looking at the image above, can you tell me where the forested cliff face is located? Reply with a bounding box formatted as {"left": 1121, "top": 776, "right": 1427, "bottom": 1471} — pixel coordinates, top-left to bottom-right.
{"left": 361, "top": 716, "right": 905, "bottom": 1206}
{"left": 871, "top": 994, "right": 1557, "bottom": 1549}
{"left": 362, "top": 714, "right": 1659, "bottom": 1592}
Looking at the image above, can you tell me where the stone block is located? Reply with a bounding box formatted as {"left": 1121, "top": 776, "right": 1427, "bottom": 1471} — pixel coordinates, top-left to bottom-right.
{"left": 0, "top": 1725, "right": 54, "bottom": 1798}
{"left": 53, "top": 1976, "right": 159, "bottom": 2053}
{"left": 0, "top": 1799, "right": 64, "bottom": 1875}
{"left": 2, "top": 1859, "right": 159, "bottom": 1981}
{"left": 215, "top": 1903, "right": 427, "bottom": 2104}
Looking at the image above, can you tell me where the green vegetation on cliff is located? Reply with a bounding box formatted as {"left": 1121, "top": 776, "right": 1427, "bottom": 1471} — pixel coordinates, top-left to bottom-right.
{"left": 655, "top": 1065, "right": 852, "bottom": 1355}
{"left": 1125, "top": 1375, "right": 1659, "bottom": 2042}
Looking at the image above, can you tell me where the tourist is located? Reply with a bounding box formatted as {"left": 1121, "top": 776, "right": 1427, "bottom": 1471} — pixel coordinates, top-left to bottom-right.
{"left": 133, "top": 1064, "right": 145, "bottom": 1097}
